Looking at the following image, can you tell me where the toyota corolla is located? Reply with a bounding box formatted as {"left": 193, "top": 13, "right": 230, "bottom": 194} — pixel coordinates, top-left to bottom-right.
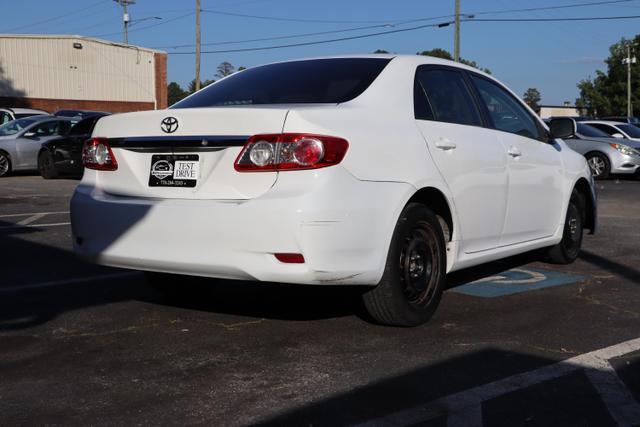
{"left": 70, "top": 55, "right": 596, "bottom": 326}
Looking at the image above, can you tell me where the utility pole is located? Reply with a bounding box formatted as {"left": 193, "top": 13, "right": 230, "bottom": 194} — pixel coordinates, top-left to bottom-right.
{"left": 623, "top": 43, "right": 636, "bottom": 117}
{"left": 195, "top": 0, "right": 201, "bottom": 91}
{"left": 114, "top": 0, "right": 136, "bottom": 44}
{"left": 454, "top": 0, "right": 460, "bottom": 62}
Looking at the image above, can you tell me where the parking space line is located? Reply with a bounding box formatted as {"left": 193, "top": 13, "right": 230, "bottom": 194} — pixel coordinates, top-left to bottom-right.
{"left": 16, "top": 213, "right": 48, "bottom": 225}
{"left": 0, "top": 272, "right": 141, "bottom": 293}
{"left": 355, "top": 338, "right": 640, "bottom": 427}
{"left": 0, "top": 211, "right": 69, "bottom": 218}
{"left": 0, "top": 222, "right": 71, "bottom": 230}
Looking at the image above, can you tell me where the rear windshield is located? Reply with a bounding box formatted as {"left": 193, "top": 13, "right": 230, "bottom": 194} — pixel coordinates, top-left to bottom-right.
{"left": 577, "top": 123, "right": 610, "bottom": 138}
{"left": 172, "top": 58, "right": 391, "bottom": 108}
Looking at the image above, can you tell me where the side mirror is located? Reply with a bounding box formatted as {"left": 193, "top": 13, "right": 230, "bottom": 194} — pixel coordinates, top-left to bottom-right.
{"left": 548, "top": 118, "right": 576, "bottom": 140}
{"left": 23, "top": 131, "right": 36, "bottom": 138}
{"left": 611, "top": 133, "right": 625, "bottom": 139}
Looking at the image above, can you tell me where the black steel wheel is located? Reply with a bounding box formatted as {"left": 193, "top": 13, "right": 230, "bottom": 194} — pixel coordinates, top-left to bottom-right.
{"left": 547, "top": 191, "right": 585, "bottom": 264}
{"left": 363, "top": 203, "right": 446, "bottom": 327}
{"left": 38, "top": 150, "right": 58, "bottom": 180}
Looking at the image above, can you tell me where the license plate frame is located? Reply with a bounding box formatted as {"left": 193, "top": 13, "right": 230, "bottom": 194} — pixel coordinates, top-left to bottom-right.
{"left": 148, "top": 154, "right": 199, "bottom": 188}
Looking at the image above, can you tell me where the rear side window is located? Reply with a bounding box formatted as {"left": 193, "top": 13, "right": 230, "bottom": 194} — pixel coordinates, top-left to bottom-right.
{"left": 414, "top": 68, "right": 481, "bottom": 126}
{"left": 470, "top": 75, "right": 543, "bottom": 141}
{"left": 172, "top": 58, "right": 391, "bottom": 108}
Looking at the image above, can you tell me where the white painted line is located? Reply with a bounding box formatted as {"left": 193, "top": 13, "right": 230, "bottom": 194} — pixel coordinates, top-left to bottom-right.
{"left": 0, "top": 272, "right": 141, "bottom": 293}
{"left": 585, "top": 361, "right": 640, "bottom": 426}
{"left": 0, "top": 211, "right": 69, "bottom": 218}
{"left": 16, "top": 213, "right": 47, "bottom": 226}
{"left": 355, "top": 338, "right": 640, "bottom": 427}
{"left": 0, "top": 222, "right": 71, "bottom": 230}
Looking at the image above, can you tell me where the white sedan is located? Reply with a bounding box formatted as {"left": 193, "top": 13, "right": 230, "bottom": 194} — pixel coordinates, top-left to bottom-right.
{"left": 71, "top": 55, "right": 596, "bottom": 326}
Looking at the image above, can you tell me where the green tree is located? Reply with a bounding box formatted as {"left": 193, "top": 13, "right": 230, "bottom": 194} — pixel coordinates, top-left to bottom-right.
{"left": 417, "top": 49, "right": 491, "bottom": 74}
{"left": 576, "top": 35, "right": 640, "bottom": 116}
{"left": 188, "top": 78, "right": 215, "bottom": 94}
{"left": 167, "top": 81, "right": 188, "bottom": 105}
{"left": 373, "top": 49, "right": 390, "bottom": 54}
{"left": 216, "top": 61, "right": 235, "bottom": 79}
{"left": 523, "top": 88, "right": 541, "bottom": 109}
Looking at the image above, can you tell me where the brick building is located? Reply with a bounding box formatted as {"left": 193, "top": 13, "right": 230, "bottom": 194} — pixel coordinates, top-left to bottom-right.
{"left": 0, "top": 34, "right": 167, "bottom": 113}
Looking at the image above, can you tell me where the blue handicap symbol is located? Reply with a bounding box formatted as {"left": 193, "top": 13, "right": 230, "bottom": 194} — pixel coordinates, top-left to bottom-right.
{"left": 450, "top": 267, "right": 587, "bottom": 298}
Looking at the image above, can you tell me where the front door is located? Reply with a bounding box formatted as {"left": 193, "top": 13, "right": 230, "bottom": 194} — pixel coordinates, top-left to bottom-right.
{"left": 468, "top": 74, "right": 564, "bottom": 246}
{"left": 414, "top": 66, "right": 509, "bottom": 253}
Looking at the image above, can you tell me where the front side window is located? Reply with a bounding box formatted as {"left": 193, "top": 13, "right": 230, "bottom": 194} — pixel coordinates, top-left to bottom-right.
{"left": 172, "top": 58, "right": 391, "bottom": 108}
{"left": 618, "top": 124, "right": 640, "bottom": 138}
{"left": 414, "top": 68, "right": 481, "bottom": 126}
{"left": 470, "top": 75, "right": 542, "bottom": 140}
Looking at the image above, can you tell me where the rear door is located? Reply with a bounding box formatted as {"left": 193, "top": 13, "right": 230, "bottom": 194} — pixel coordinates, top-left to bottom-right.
{"left": 468, "top": 73, "right": 564, "bottom": 246}
{"left": 414, "top": 66, "right": 509, "bottom": 253}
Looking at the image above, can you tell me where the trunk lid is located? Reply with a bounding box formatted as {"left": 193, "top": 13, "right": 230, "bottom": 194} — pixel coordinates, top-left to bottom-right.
{"left": 91, "top": 107, "right": 289, "bottom": 200}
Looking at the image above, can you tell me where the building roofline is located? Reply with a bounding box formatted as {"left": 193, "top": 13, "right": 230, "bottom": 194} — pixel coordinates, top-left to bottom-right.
{"left": 0, "top": 34, "right": 166, "bottom": 55}
{"left": 537, "top": 105, "right": 578, "bottom": 109}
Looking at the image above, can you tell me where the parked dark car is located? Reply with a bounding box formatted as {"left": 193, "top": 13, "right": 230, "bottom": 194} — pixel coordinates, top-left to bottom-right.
{"left": 599, "top": 116, "right": 640, "bottom": 126}
{"left": 54, "top": 109, "right": 110, "bottom": 123}
{"left": 38, "top": 113, "right": 109, "bottom": 179}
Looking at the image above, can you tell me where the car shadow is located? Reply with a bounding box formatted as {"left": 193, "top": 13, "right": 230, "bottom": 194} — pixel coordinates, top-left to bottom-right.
{"left": 251, "top": 348, "right": 616, "bottom": 427}
{"left": 4, "top": 216, "right": 631, "bottom": 331}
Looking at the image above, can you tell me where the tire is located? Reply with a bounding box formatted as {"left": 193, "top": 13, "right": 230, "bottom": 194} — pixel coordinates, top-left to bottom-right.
{"left": 546, "top": 191, "right": 585, "bottom": 264}
{"left": 38, "top": 150, "right": 58, "bottom": 179}
{"left": 585, "top": 152, "right": 610, "bottom": 180}
{"left": 362, "top": 203, "right": 447, "bottom": 327}
{"left": 0, "top": 152, "right": 11, "bottom": 178}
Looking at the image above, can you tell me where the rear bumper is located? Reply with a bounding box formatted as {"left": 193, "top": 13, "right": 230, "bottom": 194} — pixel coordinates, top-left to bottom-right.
{"left": 70, "top": 167, "right": 413, "bottom": 285}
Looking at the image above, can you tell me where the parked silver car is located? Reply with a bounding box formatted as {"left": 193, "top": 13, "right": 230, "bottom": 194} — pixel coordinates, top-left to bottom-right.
{"left": 564, "top": 121, "right": 640, "bottom": 179}
{"left": 582, "top": 120, "right": 640, "bottom": 142}
{"left": 0, "top": 108, "right": 49, "bottom": 125}
{"left": 0, "top": 116, "right": 72, "bottom": 177}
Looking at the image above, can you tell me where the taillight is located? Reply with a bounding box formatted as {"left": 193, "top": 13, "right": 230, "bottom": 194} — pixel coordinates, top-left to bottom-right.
{"left": 234, "top": 133, "right": 348, "bottom": 172}
{"left": 82, "top": 138, "right": 118, "bottom": 171}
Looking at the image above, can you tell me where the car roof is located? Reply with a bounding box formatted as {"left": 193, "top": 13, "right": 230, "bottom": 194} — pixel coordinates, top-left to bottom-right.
{"left": 2, "top": 107, "right": 49, "bottom": 114}
{"left": 582, "top": 120, "right": 627, "bottom": 126}
{"left": 251, "top": 54, "right": 491, "bottom": 77}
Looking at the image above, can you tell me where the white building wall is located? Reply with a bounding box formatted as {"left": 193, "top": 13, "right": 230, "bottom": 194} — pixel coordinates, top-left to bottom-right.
{"left": 0, "top": 35, "right": 157, "bottom": 103}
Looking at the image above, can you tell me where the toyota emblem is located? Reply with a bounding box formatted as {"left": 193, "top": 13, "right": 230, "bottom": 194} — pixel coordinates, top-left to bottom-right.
{"left": 161, "top": 117, "right": 179, "bottom": 133}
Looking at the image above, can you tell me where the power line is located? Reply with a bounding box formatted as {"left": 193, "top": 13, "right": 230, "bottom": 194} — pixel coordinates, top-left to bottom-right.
{"left": 464, "top": 14, "right": 640, "bottom": 22}
{"left": 169, "top": 21, "right": 455, "bottom": 55}
{"left": 471, "top": 0, "right": 640, "bottom": 16}
{"left": 167, "top": 14, "right": 640, "bottom": 55}
{"left": 91, "top": 12, "right": 194, "bottom": 38}
{"left": 152, "top": 23, "right": 425, "bottom": 49}
{"left": 154, "top": 0, "right": 639, "bottom": 50}
{"left": 3, "top": 0, "right": 110, "bottom": 32}
{"left": 200, "top": 0, "right": 638, "bottom": 25}
{"left": 200, "top": 9, "right": 397, "bottom": 24}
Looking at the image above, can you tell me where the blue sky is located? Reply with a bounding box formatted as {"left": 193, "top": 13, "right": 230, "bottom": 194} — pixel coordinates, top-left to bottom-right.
{"left": 2, "top": 0, "right": 640, "bottom": 105}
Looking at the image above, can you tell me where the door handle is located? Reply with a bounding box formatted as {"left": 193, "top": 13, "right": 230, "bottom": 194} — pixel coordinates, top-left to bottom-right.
{"left": 507, "top": 146, "right": 522, "bottom": 158}
{"left": 435, "top": 138, "right": 457, "bottom": 150}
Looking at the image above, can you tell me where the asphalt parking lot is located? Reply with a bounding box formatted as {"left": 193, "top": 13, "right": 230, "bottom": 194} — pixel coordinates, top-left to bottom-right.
{"left": 1, "top": 174, "right": 640, "bottom": 426}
